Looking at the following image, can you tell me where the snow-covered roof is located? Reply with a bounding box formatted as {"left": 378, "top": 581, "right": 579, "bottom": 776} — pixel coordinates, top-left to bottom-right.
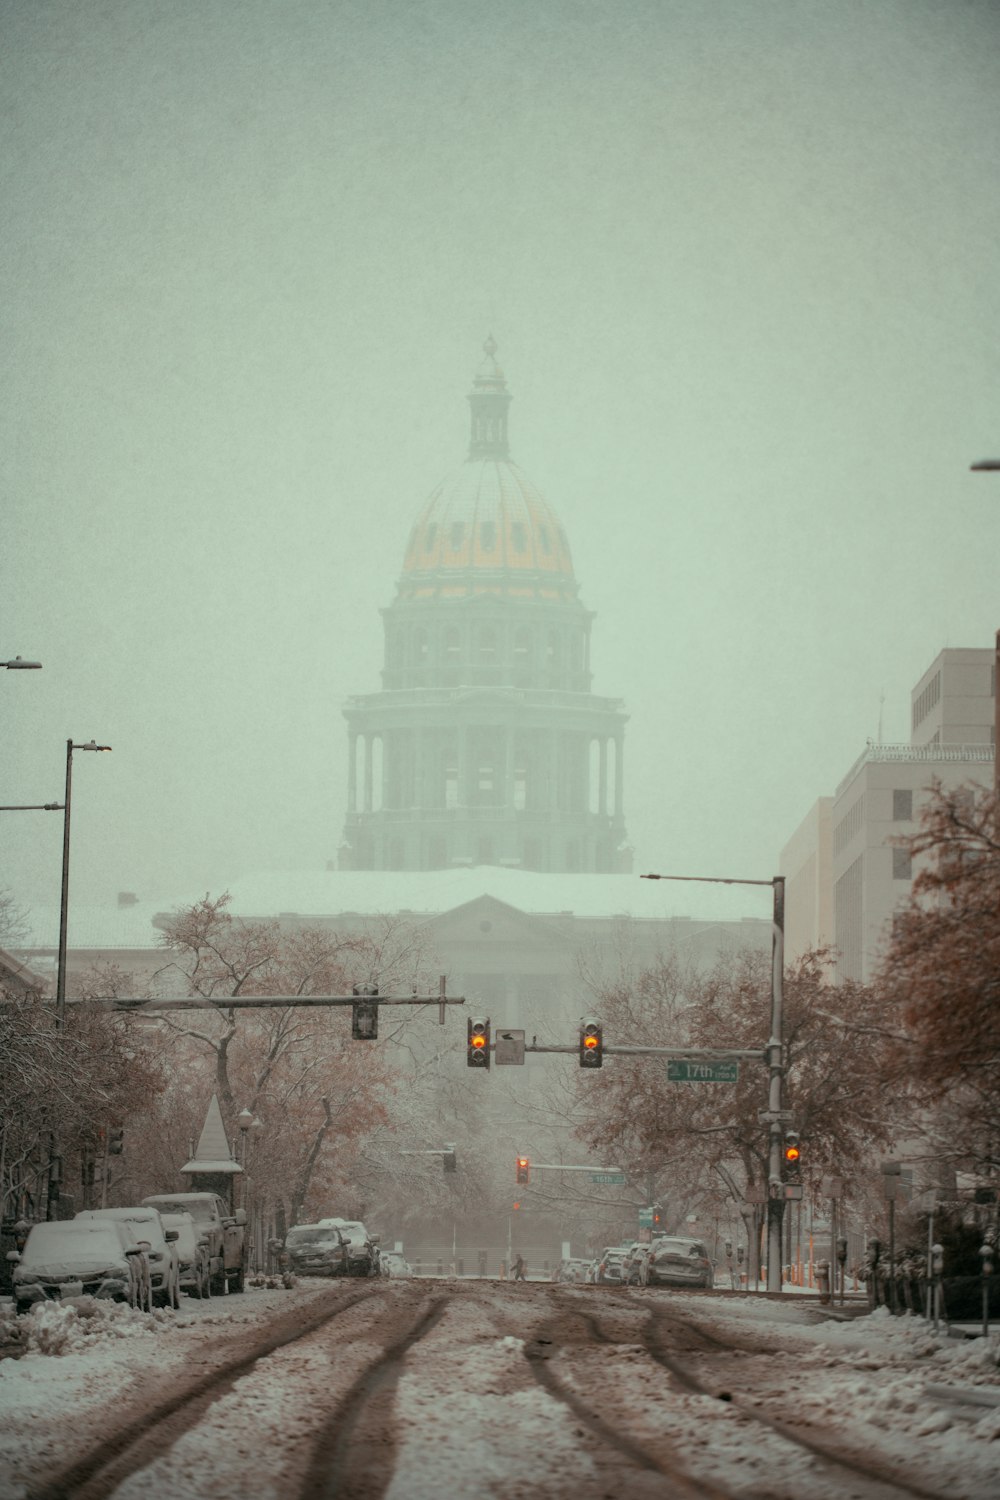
{"left": 181, "top": 1095, "right": 240, "bottom": 1176}
{"left": 16, "top": 868, "right": 773, "bottom": 952}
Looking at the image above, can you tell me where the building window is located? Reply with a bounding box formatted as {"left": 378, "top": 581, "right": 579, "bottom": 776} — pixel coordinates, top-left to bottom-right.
{"left": 428, "top": 837, "right": 447, "bottom": 869}
{"left": 477, "top": 837, "right": 495, "bottom": 865}
{"left": 892, "top": 847, "right": 912, "bottom": 880}
{"left": 443, "top": 751, "right": 459, "bottom": 809}
{"left": 413, "top": 629, "right": 429, "bottom": 664}
{"left": 444, "top": 627, "right": 461, "bottom": 661}
{"left": 912, "top": 671, "right": 941, "bottom": 730}
{"left": 892, "top": 789, "right": 912, "bottom": 821}
{"left": 478, "top": 628, "right": 497, "bottom": 663}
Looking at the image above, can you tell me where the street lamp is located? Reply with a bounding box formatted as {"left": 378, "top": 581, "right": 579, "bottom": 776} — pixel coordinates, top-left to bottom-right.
{"left": 2, "top": 656, "right": 43, "bottom": 669}
{"left": 969, "top": 457, "right": 1000, "bottom": 796}
{"left": 641, "top": 870, "right": 786, "bottom": 1294}
{"left": 238, "top": 1109, "right": 264, "bottom": 1269}
{"left": 56, "top": 741, "right": 112, "bottom": 1028}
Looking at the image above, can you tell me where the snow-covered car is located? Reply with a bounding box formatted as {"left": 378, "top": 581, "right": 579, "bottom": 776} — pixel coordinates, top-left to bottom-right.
{"left": 553, "top": 1258, "right": 590, "bottom": 1283}
{"left": 142, "top": 1192, "right": 246, "bottom": 1294}
{"left": 76, "top": 1207, "right": 181, "bottom": 1309}
{"left": 283, "top": 1223, "right": 351, "bottom": 1278}
{"left": 645, "top": 1235, "right": 715, "bottom": 1289}
{"left": 318, "top": 1218, "right": 379, "bottom": 1276}
{"left": 596, "top": 1246, "right": 631, "bottom": 1284}
{"left": 379, "top": 1251, "right": 412, "bottom": 1278}
{"left": 7, "top": 1219, "right": 149, "bottom": 1314}
{"left": 159, "top": 1211, "right": 213, "bottom": 1299}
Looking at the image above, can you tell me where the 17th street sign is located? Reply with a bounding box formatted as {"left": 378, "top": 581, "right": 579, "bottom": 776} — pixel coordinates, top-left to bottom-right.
{"left": 667, "top": 1059, "right": 740, "bottom": 1083}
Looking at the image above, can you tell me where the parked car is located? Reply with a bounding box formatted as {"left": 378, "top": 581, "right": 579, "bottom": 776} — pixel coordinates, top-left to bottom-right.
{"left": 644, "top": 1235, "right": 715, "bottom": 1289}
{"left": 379, "top": 1251, "right": 412, "bottom": 1278}
{"left": 76, "top": 1207, "right": 181, "bottom": 1310}
{"left": 159, "top": 1211, "right": 213, "bottom": 1299}
{"left": 142, "top": 1192, "right": 246, "bottom": 1294}
{"left": 596, "top": 1246, "right": 631, "bottom": 1284}
{"left": 283, "top": 1223, "right": 351, "bottom": 1278}
{"left": 7, "top": 1219, "right": 149, "bottom": 1314}
{"left": 553, "top": 1258, "right": 591, "bottom": 1283}
{"left": 318, "top": 1219, "right": 380, "bottom": 1277}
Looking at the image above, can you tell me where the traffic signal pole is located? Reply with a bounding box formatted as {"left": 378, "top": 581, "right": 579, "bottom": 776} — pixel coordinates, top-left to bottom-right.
{"left": 765, "top": 877, "right": 786, "bottom": 1294}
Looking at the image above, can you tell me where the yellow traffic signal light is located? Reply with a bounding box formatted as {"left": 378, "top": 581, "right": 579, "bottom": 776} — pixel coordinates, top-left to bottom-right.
{"left": 783, "top": 1131, "right": 801, "bottom": 1181}
{"left": 467, "top": 1017, "right": 491, "bottom": 1069}
{"left": 579, "top": 1019, "right": 603, "bottom": 1069}
{"left": 516, "top": 1156, "right": 530, "bottom": 1184}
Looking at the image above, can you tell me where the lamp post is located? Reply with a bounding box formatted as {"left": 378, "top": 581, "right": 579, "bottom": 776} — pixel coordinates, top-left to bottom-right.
{"left": 238, "top": 1109, "right": 264, "bottom": 1271}
{"left": 47, "top": 740, "right": 111, "bottom": 1222}
{"left": 56, "top": 740, "right": 112, "bottom": 1030}
{"left": 641, "top": 870, "right": 786, "bottom": 1293}
{"left": 969, "top": 457, "right": 1000, "bottom": 798}
{"left": 2, "top": 656, "right": 43, "bottom": 669}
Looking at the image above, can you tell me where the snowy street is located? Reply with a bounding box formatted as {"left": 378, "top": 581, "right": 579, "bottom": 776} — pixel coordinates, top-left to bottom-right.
{"left": 1, "top": 1281, "right": 998, "bottom": 1499}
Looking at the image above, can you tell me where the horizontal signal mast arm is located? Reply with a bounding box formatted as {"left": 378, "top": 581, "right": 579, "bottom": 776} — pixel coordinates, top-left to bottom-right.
{"left": 521, "top": 1042, "right": 767, "bottom": 1060}
{"left": 64, "top": 994, "right": 467, "bottom": 1013}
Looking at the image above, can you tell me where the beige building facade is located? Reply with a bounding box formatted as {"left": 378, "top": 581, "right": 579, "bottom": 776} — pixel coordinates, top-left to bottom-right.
{"left": 782, "top": 648, "right": 995, "bottom": 984}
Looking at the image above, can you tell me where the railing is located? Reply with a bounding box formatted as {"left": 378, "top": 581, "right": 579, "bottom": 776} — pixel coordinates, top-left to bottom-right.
{"left": 835, "top": 742, "right": 994, "bottom": 800}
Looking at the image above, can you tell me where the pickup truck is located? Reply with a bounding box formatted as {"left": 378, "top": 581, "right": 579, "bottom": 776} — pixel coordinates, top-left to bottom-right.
{"left": 142, "top": 1192, "right": 246, "bottom": 1294}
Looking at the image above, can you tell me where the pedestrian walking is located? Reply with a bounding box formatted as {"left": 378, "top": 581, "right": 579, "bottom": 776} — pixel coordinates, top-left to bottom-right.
{"left": 512, "top": 1253, "right": 527, "bottom": 1282}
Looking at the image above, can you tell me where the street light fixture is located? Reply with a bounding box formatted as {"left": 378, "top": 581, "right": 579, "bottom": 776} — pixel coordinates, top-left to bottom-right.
{"left": 56, "top": 741, "right": 112, "bottom": 1029}
{"left": 968, "top": 457, "right": 999, "bottom": 797}
{"left": 2, "top": 656, "right": 43, "bottom": 669}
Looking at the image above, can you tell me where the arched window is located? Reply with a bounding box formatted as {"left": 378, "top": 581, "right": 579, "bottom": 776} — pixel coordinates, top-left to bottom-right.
{"left": 514, "top": 626, "right": 532, "bottom": 666}
{"left": 478, "top": 628, "right": 497, "bottom": 664}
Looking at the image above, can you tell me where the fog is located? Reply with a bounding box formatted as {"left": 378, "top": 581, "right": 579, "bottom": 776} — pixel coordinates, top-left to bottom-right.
{"left": 2, "top": 0, "right": 998, "bottom": 930}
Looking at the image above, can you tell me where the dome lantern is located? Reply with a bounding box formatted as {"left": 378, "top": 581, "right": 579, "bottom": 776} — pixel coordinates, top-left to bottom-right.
{"left": 467, "top": 333, "right": 512, "bottom": 459}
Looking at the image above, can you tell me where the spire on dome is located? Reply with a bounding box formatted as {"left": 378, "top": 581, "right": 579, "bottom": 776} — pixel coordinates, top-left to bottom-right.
{"left": 467, "top": 334, "right": 512, "bottom": 459}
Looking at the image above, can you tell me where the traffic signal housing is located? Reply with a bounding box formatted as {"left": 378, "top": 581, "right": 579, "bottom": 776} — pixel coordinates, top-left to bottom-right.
{"left": 108, "top": 1128, "right": 124, "bottom": 1156}
{"left": 579, "top": 1018, "right": 603, "bottom": 1068}
{"left": 467, "top": 1017, "right": 491, "bottom": 1069}
{"left": 352, "top": 984, "right": 379, "bottom": 1040}
{"left": 783, "top": 1130, "right": 801, "bottom": 1181}
{"left": 443, "top": 1144, "right": 457, "bottom": 1174}
{"left": 516, "top": 1155, "right": 530, "bottom": 1185}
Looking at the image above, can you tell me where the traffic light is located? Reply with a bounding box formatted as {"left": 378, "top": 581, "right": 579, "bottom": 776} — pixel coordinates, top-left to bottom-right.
{"left": 352, "top": 984, "right": 379, "bottom": 1040}
{"left": 579, "top": 1018, "right": 603, "bottom": 1069}
{"left": 443, "top": 1144, "right": 457, "bottom": 1173}
{"left": 516, "top": 1155, "right": 530, "bottom": 1184}
{"left": 467, "top": 1017, "right": 491, "bottom": 1069}
{"left": 651, "top": 1204, "right": 663, "bottom": 1230}
{"left": 783, "top": 1130, "right": 801, "bottom": 1181}
{"left": 108, "top": 1127, "right": 124, "bottom": 1156}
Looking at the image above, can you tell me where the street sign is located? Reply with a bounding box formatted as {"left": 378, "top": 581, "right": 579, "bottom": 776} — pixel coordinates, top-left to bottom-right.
{"left": 495, "top": 1029, "right": 526, "bottom": 1065}
{"left": 668, "top": 1059, "right": 739, "bottom": 1083}
{"left": 758, "top": 1108, "right": 795, "bottom": 1123}
{"left": 638, "top": 1207, "right": 653, "bottom": 1228}
{"left": 590, "top": 1172, "right": 626, "bottom": 1185}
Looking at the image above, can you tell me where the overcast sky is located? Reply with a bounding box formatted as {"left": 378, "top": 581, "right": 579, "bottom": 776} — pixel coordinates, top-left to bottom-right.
{"left": 3, "top": 0, "right": 999, "bottom": 933}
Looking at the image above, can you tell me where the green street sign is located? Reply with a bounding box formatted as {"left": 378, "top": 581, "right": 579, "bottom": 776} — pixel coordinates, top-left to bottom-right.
{"left": 638, "top": 1207, "right": 653, "bottom": 1228}
{"left": 667, "top": 1059, "right": 740, "bottom": 1083}
{"left": 590, "top": 1172, "right": 626, "bottom": 1185}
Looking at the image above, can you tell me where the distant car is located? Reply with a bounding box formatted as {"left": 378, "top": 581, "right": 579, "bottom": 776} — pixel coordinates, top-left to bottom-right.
{"left": 77, "top": 1207, "right": 181, "bottom": 1309}
{"left": 379, "top": 1251, "right": 412, "bottom": 1278}
{"left": 644, "top": 1236, "right": 715, "bottom": 1289}
{"left": 317, "top": 1218, "right": 379, "bottom": 1277}
{"left": 159, "top": 1211, "right": 213, "bottom": 1299}
{"left": 596, "top": 1246, "right": 631, "bottom": 1284}
{"left": 142, "top": 1192, "right": 246, "bottom": 1294}
{"left": 553, "top": 1258, "right": 591, "bottom": 1283}
{"left": 8, "top": 1219, "right": 149, "bottom": 1314}
{"left": 283, "top": 1223, "right": 351, "bottom": 1278}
